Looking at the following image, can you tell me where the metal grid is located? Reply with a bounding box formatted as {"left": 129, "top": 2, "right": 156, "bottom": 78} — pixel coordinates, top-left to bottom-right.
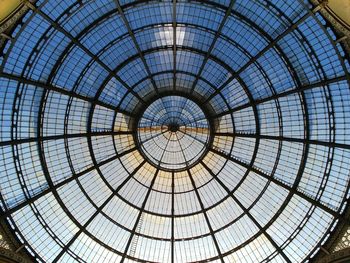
{"left": 136, "top": 95, "right": 212, "bottom": 172}
{"left": 0, "top": 0, "right": 349, "bottom": 262}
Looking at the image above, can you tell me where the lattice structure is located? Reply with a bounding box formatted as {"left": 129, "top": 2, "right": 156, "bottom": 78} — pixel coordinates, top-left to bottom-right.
{"left": 0, "top": 0, "right": 349, "bottom": 263}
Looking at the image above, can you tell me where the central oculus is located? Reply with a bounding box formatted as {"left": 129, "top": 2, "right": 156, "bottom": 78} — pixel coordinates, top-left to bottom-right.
{"left": 168, "top": 123, "right": 180, "bottom": 133}
{"left": 136, "top": 95, "right": 212, "bottom": 172}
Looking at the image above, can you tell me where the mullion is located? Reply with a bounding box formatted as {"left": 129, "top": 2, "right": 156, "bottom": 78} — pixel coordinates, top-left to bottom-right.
{"left": 200, "top": 161, "right": 291, "bottom": 263}
{"left": 203, "top": 11, "right": 311, "bottom": 104}
{"left": 189, "top": 0, "right": 237, "bottom": 95}
{"left": 24, "top": 1, "right": 145, "bottom": 104}
{"left": 0, "top": 71, "right": 135, "bottom": 117}
{"left": 209, "top": 148, "right": 342, "bottom": 219}
{"left": 160, "top": 97, "right": 172, "bottom": 122}
{"left": 177, "top": 130, "right": 208, "bottom": 147}
{"left": 0, "top": 131, "right": 133, "bottom": 147}
{"left": 210, "top": 75, "right": 347, "bottom": 119}
{"left": 139, "top": 115, "right": 165, "bottom": 126}
{"left": 176, "top": 134, "right": 224, "bottom": 262}
{"left": 139, "top": 129, "right": 169, "bottom": 148}
{"left": 52, "top": 160, "right": 146, "bottom": 262}
{"left": 214, "top": 132, "right": 350, "bottom": 150}
{"left": 0, "top": 146, "right": 138, "bottom": 219}
{"left": 120, "top": 132, "right": 171, "bottom": 262}
{"left": 113, "top": 0, "right": 160, "bottom": 95}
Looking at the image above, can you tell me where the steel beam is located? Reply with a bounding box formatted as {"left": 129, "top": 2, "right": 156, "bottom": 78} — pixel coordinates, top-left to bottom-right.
{"left": 53, "top": 160, "right": 146, "bottom": 262}
{"left": 209, "top": 148, "right": 342, "bottom": 218}
{"left": 171, "top": 171, "right": 175, "bottom": 263}
{"left": 187, "top": 168, "right": 225, "bottom": 263}
{"left": 203, "top": 12, "right": 311, "bottom": 104}
{"left": 119, "top": 169, "right": 159, "bottom": 263}
{"left": 0, "top": 131, "right": 133, "bottom": 147}
{"left": 201, "top": 161, "right": 292, "bottom": 263}
{"left": 24, "top": 1, "right": 145, "bottom": 104}
{"left": 113, "top": 0, "right": 159, "bottom": 95}
{"left": 210, "top": 75, "right": 347, "bottom": 119}
{"left": 172, "top": 0, "right": 177, "bottom": 91}
{"left": 189, "top": 0, "right": 237, "bottom": 95}
{"left": 214, "top": 132, "right": 350, "bottom": 150}
{"left": 120, "top": 130, "right": 172, "bottom": 262}
{"left": 0, "top": 71, "right": 135, "bottom": 117}
{"left": 175, "top": 134, "right": 224, "bottom": 262}
{"left": 0, "top": 147, "right": 138, "bottom": 219}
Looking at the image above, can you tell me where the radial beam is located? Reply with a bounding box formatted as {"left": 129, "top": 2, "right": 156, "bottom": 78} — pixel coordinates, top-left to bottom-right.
{"left": 172, "top": 0, "right": 177, "bottom": 91}
{"left": 171, "top": 171, "right": 175, "bottom": 263}
{"left": 119, "top": 169, "right": 159, "bottom": 263}
{"left": 113, "top": 0, "right": 159, "bottom": 95}
{"left": 175, "top": 134, "right": 224, "bottom": 262}
{"left": 187, "top": 169, "right": 225, "bottom": 263}
{"left": 189, "top": 0, "right": 236, "bottom": 95}
{"left": 120, "top": 131, "right": 172, "bottom": 262}
{"left": 23, "top": 1, "right": 145, "bottom": 104}
{"left": 214, "top": 132, "right": 350, "bottom": 150}
{"left": 210, "top": 75, "right": 348, "bottom": 119}
{"left": 0, "top": 72, "right": 135, "bottom": 117}
{"left": 0, "top": 146, "right": 138, "bottom": 219}
{"left": 53, "top": 160, "right": 146, "bottom": 262}
{"left": 0, "top": 131, "right": 133, "bottom": 147}
{"left": 203, "top": 11, "right": 311, "bottom": 104}
{"left": 209, "top": 148, "right": 343, "bottom": 219}
{"left": 200, "top": 161, "right": 292, "bottom": 263}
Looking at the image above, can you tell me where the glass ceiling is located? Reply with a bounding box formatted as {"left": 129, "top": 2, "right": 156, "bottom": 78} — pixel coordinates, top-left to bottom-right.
{"left": 137, "top": 95, "right": 211, "bottom": 171}
{"left": 0, "top": 0, "right": 350, "bottom": 262}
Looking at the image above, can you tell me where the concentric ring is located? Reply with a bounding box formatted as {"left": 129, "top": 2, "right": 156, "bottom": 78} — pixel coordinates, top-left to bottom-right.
{"left": 136, "top": 95, "right": 211, "bottom": 172}
{"left": 0, "top": 0, "right": 349, "bottom": 263}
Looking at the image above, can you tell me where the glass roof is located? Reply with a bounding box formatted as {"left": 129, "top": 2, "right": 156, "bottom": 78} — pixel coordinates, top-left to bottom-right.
{"left": 137, "top": 95, "right": 211, "bottom": 171}
{"left": 0, "top": 0, "right": 350, "bottom": 262}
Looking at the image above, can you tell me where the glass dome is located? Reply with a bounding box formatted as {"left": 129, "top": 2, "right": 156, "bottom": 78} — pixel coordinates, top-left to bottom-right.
{"left": 0, "top": 0, "right": 350, "bottom": 262}
{"left": 136, "top": 95, "right": 212, "bottom": 171}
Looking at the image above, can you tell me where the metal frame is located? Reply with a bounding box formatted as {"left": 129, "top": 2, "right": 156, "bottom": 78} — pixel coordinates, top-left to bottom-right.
{"left": 0, "top": 0, "right": 349, "bottom": 262}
